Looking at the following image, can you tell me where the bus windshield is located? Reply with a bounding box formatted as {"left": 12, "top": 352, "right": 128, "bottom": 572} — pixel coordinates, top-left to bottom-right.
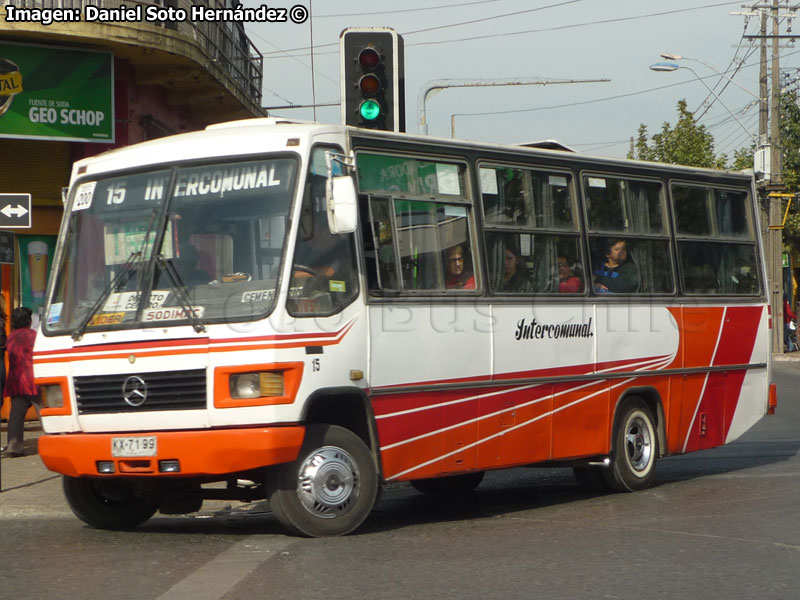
{"left": 45, "top": 157, "right": 298, "bottom": 335}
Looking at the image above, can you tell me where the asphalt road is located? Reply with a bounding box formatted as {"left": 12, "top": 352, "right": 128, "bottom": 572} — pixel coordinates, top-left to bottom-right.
{"left": 1, "top": 362, "right": 798, "bottom": 600}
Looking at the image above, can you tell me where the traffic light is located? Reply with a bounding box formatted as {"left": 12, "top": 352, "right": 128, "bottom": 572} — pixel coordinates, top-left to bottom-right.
{"left": 340, "top": 27, "right": 405, "bottom": 132}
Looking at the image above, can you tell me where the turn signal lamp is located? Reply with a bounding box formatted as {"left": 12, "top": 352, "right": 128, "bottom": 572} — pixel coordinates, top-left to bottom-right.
{"left": 230, "top": 371, "right": 285, "bottom": 399}
{"left": 42, "top": 384, "right": 64, "bottom": 408}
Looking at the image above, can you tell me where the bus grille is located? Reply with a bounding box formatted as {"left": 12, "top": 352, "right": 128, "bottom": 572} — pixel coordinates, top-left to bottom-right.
{"left": 75, "top": 369, "right": 207, "bottom": 414}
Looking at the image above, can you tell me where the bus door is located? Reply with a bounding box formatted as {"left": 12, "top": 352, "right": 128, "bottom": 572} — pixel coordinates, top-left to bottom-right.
{"left": 358, "top": 152, "right": 489, "bottom": 481}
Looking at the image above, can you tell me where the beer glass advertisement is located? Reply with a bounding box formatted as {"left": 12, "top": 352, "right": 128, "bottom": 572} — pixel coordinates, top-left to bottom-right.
{"left": 0, "top": 42, "right": 113, "bottom": 143}
{"left": 18, "top": 235, "right": 56, "bottom": 316}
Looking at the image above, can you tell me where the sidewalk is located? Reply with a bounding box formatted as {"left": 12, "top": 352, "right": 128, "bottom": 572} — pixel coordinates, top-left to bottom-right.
{"left": 772, "top": 351, "right": 800, "bottom": 362}
{"left": 0, "top": 422, "right": 66, "bottom": 517}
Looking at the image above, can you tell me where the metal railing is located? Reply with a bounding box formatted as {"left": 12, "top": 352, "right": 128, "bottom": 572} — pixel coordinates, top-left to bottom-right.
{"left": 5, "top": 0, "right": 264, "bottom": 108}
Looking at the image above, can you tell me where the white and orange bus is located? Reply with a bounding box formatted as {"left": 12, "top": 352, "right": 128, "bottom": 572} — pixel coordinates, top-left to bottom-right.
{"left": 34, "top": 118, "right": 776, "bottom": 536}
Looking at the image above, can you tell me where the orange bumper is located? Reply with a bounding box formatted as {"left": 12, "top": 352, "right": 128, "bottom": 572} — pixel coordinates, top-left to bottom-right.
{"left": 38, "top": 426, "right": 306, "bottom": 478}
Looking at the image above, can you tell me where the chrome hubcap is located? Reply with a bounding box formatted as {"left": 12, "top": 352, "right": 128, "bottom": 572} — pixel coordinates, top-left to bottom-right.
{"left": 625, "top": 414, "right": 653, "bottom": 474}
{"left": 296, "top": 446, "right": 360, "bottom": 518}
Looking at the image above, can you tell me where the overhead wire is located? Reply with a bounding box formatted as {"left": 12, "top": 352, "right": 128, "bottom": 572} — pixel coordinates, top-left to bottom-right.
{"left": 314, "top": 0, "right": 512, "bottom": 18}
{"left": 260, "top": 1, "right": 744, "bottom": 58}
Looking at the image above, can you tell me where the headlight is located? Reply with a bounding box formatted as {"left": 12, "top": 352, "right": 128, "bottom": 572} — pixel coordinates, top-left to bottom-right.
{"left": 229, "top": 372, "right": 285, "bottom": 399}
{"left": 41, "top": 384, "right": 64, "bottom": 408}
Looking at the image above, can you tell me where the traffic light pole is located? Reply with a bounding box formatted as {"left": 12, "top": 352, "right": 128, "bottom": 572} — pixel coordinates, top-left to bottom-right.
{"left": 417, "top": 78, "right": 610, "bottom": 136}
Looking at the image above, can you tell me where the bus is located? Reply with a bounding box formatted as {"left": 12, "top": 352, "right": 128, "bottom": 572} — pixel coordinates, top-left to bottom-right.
{"left": 34, "top": 118, "right": 776, "bottom": 537}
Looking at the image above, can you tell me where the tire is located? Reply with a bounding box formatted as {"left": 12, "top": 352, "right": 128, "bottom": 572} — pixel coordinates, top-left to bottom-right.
{"left": 410, "top": 471, "right": 485, "bottom": 494}
{"left": 63, "top": 476, "right": 161, "bottom": 530}
{"left": 267, "top": 424, "right": 378, "bottom": 537}
{"left": 603, "top": 399, "right": 658, "bottom": 492}
{"left": 573, "top": 466, "right": 611, "bottom": 492}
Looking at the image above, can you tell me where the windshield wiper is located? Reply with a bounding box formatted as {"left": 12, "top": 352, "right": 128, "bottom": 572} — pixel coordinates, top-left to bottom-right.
{"left": 71, "top": 208, "right": 160, "bottom": 341}
{"left": 154, "top": 254, "right": 207, "bottom": 333}
{"left": 71, "top": 250, "right": 143, "bottom": 341}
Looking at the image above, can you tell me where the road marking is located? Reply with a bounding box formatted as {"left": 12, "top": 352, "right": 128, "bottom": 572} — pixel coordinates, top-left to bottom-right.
{"left": 156, "top": 535, "right": 293, "bottom": 600}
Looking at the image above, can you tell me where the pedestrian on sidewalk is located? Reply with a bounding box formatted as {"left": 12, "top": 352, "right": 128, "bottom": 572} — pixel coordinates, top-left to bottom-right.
{"left": 2, "top": 307, "right": 39, "bottom": 457}
{"left": 0, "top": 297, "right": 6, "bottom": 411}
{"left": 784, "top": 294, "right": 798, "bottom": 353}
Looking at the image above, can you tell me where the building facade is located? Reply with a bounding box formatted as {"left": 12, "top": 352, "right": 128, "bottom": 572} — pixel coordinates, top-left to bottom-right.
{"left": 1, "top": 0, "right": 265, "bottom": 322}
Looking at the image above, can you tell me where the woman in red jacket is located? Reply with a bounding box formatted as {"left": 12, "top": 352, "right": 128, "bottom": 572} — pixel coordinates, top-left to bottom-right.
{"left": 2, "top": 307, "right": 38, "bottom": 457}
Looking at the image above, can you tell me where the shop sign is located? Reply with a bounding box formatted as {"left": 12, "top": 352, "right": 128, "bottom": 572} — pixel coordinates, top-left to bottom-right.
{"left": 0, "top": 41, "right": 113, "bottom": 143}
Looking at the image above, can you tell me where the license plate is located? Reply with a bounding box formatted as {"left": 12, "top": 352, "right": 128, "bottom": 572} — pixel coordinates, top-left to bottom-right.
{"left": 111, "top": 436, "right": 157, "bottom": 457}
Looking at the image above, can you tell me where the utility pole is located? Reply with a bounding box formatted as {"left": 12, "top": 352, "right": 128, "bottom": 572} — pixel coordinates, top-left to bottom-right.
{"left": 742, "top": 1, "right": 798, "bottom": 353}
{"left": 769, "top": 0, "right": 784, "bottom": 354}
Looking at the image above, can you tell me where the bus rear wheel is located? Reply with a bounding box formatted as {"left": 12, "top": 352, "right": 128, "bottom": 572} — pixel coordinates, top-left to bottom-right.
{"left": 603, "top": 399, "right": 658, "bottom": 492}
{"left": 62, "top": 476, "right": 161, "bottom": 530}
{"left": 267, "top": 424, "right": 378, "bottom": 537}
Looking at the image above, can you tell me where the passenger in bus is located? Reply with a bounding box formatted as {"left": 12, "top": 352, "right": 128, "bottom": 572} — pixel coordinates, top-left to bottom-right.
{"left": 174, "top": 244, "right": 210, "bottom": 285}
{"left": 293, "top": 211, "right": 356, "bottom": 287}
{"left": 593, "top": 238, "right": 638, "bottom": 293}
{"left": 443, "top": 244, "right": 475, "bottom": 289}
{"left": 501, "top": 243, "right": 532, "bottom": 292}
{"left": 557, "top": 256, "right": 582, "bottom": 293}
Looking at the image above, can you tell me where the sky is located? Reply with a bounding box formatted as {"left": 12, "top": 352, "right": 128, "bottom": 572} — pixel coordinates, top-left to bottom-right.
{"left": 241, "top": 0, "right": 799, "bottom": 159}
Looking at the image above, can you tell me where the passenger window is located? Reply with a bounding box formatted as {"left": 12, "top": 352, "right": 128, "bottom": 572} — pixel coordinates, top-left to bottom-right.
{"left": 480, "top": 167, "right": 531, "bottom": 226}
{"left": 715, "top": 189, "right": 750, "bottom": 238}
{"left": 357, "top": 154, "right": 477, "bottom": 295}
{"left": 589, "top": 237, "right": 673, "bottom": 294}
{"left": 672, "top": 183, "right": 758, "bottom": 295}
{"left": 364, "top": 197, "right": 400, "bottom": 291}
{"left": 480, "top": 167, "right": 575, "bottom": 229}
{"left": 679, "top": 241, "right": 758, "bottom": 295}
{"left": 394, "top": 200, "right": 475, "bottom": 291}
{"left": 584, "top": 176, "right": 665, "bottom": 234}
{"left": 673, "top": 185, "right": 711, "bottom": 235}
{"left": 486, "top": 233, "right": 584, "bottom": 294}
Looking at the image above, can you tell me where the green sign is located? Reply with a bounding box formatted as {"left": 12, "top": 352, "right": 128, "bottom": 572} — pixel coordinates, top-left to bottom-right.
{"left": 0, "top": 42, "right": 113, "bottom": 143}
{"left": 356, "top": 153, "right": 466, "bottom": 199}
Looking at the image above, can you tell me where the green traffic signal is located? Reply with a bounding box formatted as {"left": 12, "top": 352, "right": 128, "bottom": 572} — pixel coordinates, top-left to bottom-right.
{"left": 359, "top": 99, "right": 381, "bottom": 121}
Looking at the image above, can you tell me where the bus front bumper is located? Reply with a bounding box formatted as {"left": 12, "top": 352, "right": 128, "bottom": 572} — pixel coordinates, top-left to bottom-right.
{"left": 38, "top": 426, "right": 306, "bottom": 478}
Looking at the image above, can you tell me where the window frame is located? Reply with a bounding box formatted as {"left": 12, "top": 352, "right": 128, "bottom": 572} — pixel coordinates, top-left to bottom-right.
{"left": 580, "top": 170, "right": 676, "bottom": 297}
{"left": 356, "top": 150, "right": 481, "bottom": 296}
{"left": 669, "top": 180, "right": 761, "bottom": 297}
{"left": 477, "top": 160, "right": 585, "bottom": 297}
{"left": 286, "top": 144, "right": 361, "bottom": 318}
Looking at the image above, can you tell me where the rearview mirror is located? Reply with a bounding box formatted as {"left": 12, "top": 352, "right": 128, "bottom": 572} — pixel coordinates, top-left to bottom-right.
{"left": 326, "top": 176, "right": 357, "bottom": 234}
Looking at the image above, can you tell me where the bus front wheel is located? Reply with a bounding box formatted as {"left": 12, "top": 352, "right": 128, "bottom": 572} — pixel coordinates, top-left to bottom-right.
{"left": 603, "top": 399, "right": 658, "bottom": 492}
{"left": 62, "top": 476, "right": 161, "bottom": 530}
{"left": 267, "top": 424, "right": 378, "bottom": 537}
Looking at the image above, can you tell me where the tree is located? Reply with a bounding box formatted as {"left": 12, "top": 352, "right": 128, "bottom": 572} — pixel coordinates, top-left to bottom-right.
{"left": 779, "top": 88, "right": 800, "bottom": 254}
{"left": 631, "top": 99, "right": 727, "bottom": 169}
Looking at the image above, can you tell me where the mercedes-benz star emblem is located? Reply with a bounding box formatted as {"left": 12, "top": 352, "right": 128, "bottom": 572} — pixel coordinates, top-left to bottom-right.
{"left": 122, "top": 376, "right": 148, "bottom": 407}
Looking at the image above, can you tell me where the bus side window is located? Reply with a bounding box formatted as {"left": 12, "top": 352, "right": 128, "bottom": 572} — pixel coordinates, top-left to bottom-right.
{"left": 363, "top": 197, "right": 400, "bottom": 292}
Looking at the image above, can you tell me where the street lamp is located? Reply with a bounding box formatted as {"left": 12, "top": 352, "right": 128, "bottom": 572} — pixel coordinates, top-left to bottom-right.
{"left": 659, "top": 52, "right": 766, "bottom": 107}
{"left": 648, "top": 62, "right": 759, "bottom": 146}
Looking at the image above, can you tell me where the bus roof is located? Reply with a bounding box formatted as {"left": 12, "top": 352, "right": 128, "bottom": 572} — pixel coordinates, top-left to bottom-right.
{"left": 72, "top": 117, "right": 754, "bottom": 184}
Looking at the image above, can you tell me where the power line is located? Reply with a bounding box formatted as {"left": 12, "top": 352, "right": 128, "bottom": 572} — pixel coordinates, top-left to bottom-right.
{"left": 314, "top": 0, "right": 508, "bottom": 18}
{"left": 261, "top": 1, "right": 744, "bottom": 58}
{"left": 402, "top": 0, "right": 585, "bottom": 37}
